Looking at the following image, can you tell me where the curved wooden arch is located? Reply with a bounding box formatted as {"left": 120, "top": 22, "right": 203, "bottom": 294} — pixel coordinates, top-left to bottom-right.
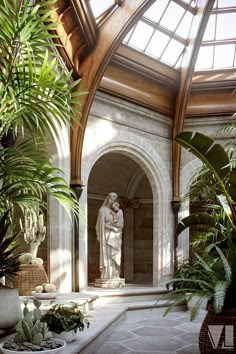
{"left": 70, "top": 0, "right": 156, "bottom": 185}
{"left": 172, "top": 0, "right": 215, "bottom": 202}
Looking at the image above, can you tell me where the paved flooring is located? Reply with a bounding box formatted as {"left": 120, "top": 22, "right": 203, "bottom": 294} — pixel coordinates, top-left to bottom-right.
{"left": 92, "top": 308, "right": 206, "bottom": 354}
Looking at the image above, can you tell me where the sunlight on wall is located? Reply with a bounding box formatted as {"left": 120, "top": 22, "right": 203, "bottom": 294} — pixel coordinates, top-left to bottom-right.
{"left": 50, "top": 121, "right": 70, "bottom": 160}
{"left": 83, "top": 119, "right": 116, "bottom": 158}
{"left": 50, "top": 248, "right": 72, "bottom": 293}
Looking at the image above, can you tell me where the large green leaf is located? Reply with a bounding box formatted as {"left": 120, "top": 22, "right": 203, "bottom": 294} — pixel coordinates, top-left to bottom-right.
{"left": 0, "top": 0, "right": 82, "bottom": 219}
{"left": 176, "top": 213, "right": 223, "bottom": 237}
{"left": 175, "top": 132, "right": 230, "bottom": 179}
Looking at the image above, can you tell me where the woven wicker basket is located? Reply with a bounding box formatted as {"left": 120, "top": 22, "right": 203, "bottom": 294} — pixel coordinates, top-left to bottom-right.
{"left": 14, "top": 264, "right": 49, "bottom": 296}
{"left": 199, "top": 306, "right": 236, "bottom": 353}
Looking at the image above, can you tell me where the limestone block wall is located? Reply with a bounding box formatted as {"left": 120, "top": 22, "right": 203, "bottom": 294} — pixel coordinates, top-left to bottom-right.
{"left": 134, "top": 203, "right": 153, "bottom": 282}
{"left": 80, "top": 91, "right": 174, "bottom": 289}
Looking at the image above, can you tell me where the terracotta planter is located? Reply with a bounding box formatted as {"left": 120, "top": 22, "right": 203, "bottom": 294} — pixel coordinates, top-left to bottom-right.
{"left": 199, "top": 306, "right": 236, "bottom": 353}
{"left": 14, "top": 264, "right": 48, "bottom": 296}
{"left": 0, "top": 288, "right": 22, "bottom": 329}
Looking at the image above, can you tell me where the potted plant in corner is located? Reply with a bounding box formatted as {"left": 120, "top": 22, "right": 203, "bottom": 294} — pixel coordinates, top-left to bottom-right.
{"left": 165, "top": 258, "right": 210, "bottom": 314}
{"left": 41, "top": 302, "right": 90, "bottom": 343}
{"left": 0, "top": 0, "right": 83, "bottom": 330}
{"left": 0, "top": 211, "right": 22, "bottom": 330}
{"left": 171, "top": 131, "right": 236, "bottom": 354}
{"left": 0, "top": 298, "right": 66, "bottom": 354}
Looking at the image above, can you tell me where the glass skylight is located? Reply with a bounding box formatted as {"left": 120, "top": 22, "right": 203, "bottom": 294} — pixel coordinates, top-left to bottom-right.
{"left": 123, "top": 0, "right": 194, "bottom": 69}
{"left": 89, "top": 0, "right": 115, "bottom": 19}
{"left": 122, "top": 0, "right": 236, "bottom": 71}
{"left": 195, "top": 1, "right": 236, "bottom": 70}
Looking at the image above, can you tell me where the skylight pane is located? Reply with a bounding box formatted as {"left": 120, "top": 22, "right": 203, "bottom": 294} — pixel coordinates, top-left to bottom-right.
{"left": 218, "top": 0, "right": 236, "bottom": 8}
{"left": 176, "top": 11, "right": 193, "bottom": 39}
{"left": 144, "top": 0, "right": 169, "bottom": 23}
{"left": 146, "top": 30, "right": 170, "bottom": 58}
{"left": 89, "top": 0, "right": 115, "bottom": 18}
{"left": 123, "top": 29, "right": 132, "bottom": 44}
{"left": 214, "top": 44, "right": 235, "bottom": 68}
{"left": 128, "top": 21, "right": 154, "bottom": 51}
{"left": 160, "top": 2, "right": 185, "bottom": 32}
{"left": 216, "top": 13, "right": 236, "bottom": 40}
{"left": 161, "top": 39, "right": 184, "bottom": 66}
{"left": 203, "top": 15, "right": 216, "bottom": 41}
{"left": 195, "top": 46, "right": 213, "bottom": 70}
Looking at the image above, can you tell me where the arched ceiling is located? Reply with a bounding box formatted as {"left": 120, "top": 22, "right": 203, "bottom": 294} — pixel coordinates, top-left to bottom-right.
{"left": 88, "top": 153, "right": 152, "bottom": 199}
{"left": 50, "top": 0, "right": 236, "bottom": 202}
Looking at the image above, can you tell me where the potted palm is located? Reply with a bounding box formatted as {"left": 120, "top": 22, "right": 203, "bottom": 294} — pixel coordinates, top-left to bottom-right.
{"left": 172, "top": 131, "right": 236, "bottom": 353}
{"left": 0, "top": 0, "right": 83, "bottom": 327}
{"left": 0, "top": 211, "right": 22, "bottom": 329}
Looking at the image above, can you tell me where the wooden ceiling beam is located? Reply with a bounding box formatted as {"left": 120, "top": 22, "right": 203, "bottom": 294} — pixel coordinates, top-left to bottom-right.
{"left": 70, "top": 0, "right": 156, "bottom": 184}
{"left": 172, "top": 0, "right": 215, "bottom": 203}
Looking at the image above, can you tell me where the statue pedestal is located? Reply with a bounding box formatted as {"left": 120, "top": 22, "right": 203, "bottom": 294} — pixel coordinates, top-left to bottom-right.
{"left": 95, "top": 278, "right": 125, "bottom": 288}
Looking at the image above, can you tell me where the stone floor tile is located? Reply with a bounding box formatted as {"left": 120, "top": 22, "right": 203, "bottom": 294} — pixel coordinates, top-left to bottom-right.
{"left": 137, "top": 319, "right": 182, "bottom": 327}
{"left": 91, "top": 341, "right": 128, "bottom": 354}
{"left": 177, "top": 322, "right": 202, "bottom": 333}
{"left": 105, "top": 330, "right": 138, "bottom": 342}
{"left": 115, "top": 322, "right": 144, "bottom": 331}
{"left": 132, "top": 326, "right": 184, "bottom": 337}
{"left": 123, "top": 337, "right": 187, "bottom": 352}
{"left": 177, "top": 331, "right": 199, "bottom": 344}
{"left": 176, "top": 344, "right": 200, "bottom": 354}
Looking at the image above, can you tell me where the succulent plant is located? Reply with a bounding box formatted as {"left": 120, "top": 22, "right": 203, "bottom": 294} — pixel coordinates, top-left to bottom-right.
{"left": 19, "top": 210, "right": 46, "bottom": 259}
{"left": 14, "top": 298, "right": 52, "bottom": 346}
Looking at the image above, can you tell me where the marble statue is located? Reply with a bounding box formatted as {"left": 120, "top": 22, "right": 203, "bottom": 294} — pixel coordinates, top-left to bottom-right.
{"left": 96, "top": 192, "right": 124, "bottom": 280}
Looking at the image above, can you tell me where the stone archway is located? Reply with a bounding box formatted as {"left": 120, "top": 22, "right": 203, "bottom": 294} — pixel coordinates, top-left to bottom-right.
{"left": 87, "top": 152, "right": 154, "bottom": 284}
{"left": 77, "top": 129, "right": 173, "bottom": 290}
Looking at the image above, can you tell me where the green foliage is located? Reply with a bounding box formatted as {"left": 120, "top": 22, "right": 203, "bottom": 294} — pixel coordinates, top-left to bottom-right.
{"left": 0, "top": 211, "right": 22, "bottom": 281}
{"left": 164, "top": 246, "right": 232, "bottom": 320}
{"left": 42, "top": 302, "right": 90, "bottom": 334}
{"left": 0, "top": 0, "right": 84, "bottom": 219}
{"left": 15, "top": 298, "right": 51, "bottom": 345}
{"left": 170, "top": 131, "right": 236, "bottom": 318}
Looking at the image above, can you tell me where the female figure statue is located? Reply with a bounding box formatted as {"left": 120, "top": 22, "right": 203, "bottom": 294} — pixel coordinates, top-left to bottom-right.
{"left": 95, "top": 193, "right": 124, "bottom": 279}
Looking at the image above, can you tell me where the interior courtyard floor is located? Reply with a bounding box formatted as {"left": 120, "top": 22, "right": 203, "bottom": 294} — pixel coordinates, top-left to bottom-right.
{"left": 0, "top": 284, "right": 206, "bottom": 354}
{"left": 91, "top": 307, "right": 205, "bottom": 354}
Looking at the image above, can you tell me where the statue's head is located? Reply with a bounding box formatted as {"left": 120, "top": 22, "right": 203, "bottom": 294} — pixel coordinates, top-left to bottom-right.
{"left": 103, "top": 192, "right": 117, "bottom": 207}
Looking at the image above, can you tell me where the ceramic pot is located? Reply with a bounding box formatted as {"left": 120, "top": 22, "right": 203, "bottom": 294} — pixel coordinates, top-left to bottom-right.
{"left": 0, "top": 339, "right": 66, "bottom": 354}
{"left": 51, "top": 330, "right": 79, "bottom": 343}
{"left": 0, "top": 288, "right": 22, "bottom": 329}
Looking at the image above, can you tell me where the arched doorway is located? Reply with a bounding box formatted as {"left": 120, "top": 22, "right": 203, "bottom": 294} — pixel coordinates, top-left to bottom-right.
{"left": 87, "top": 152, "right": 153, "bottom": 285}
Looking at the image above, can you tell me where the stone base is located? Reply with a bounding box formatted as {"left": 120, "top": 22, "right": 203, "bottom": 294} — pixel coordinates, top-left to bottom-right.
{"left": 95, "top": 278, "right": 125, "bottom": 288}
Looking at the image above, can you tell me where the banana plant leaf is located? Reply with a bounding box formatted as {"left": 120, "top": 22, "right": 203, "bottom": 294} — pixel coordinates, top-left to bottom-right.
{"left": 176, "top": 131, "right": 236, "bottom": 223}
{"left": 176, "top": 213, "right": 224, "bottom": 237}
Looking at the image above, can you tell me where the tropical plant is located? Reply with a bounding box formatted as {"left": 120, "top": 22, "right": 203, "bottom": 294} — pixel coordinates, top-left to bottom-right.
{"left": 0, "top": 211, "right": 22, "bottom": 283}
{"left": 164, "top": 245, "right": 232, "bottom": 320}
{"left": 169, "top": 131, "right": 236, "bottom": 317}
{"left": 42, "top": 302, "right": 90, "bottom": 334}
{"left": 0, "top": 0, "right": 84, "bottom": 219}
